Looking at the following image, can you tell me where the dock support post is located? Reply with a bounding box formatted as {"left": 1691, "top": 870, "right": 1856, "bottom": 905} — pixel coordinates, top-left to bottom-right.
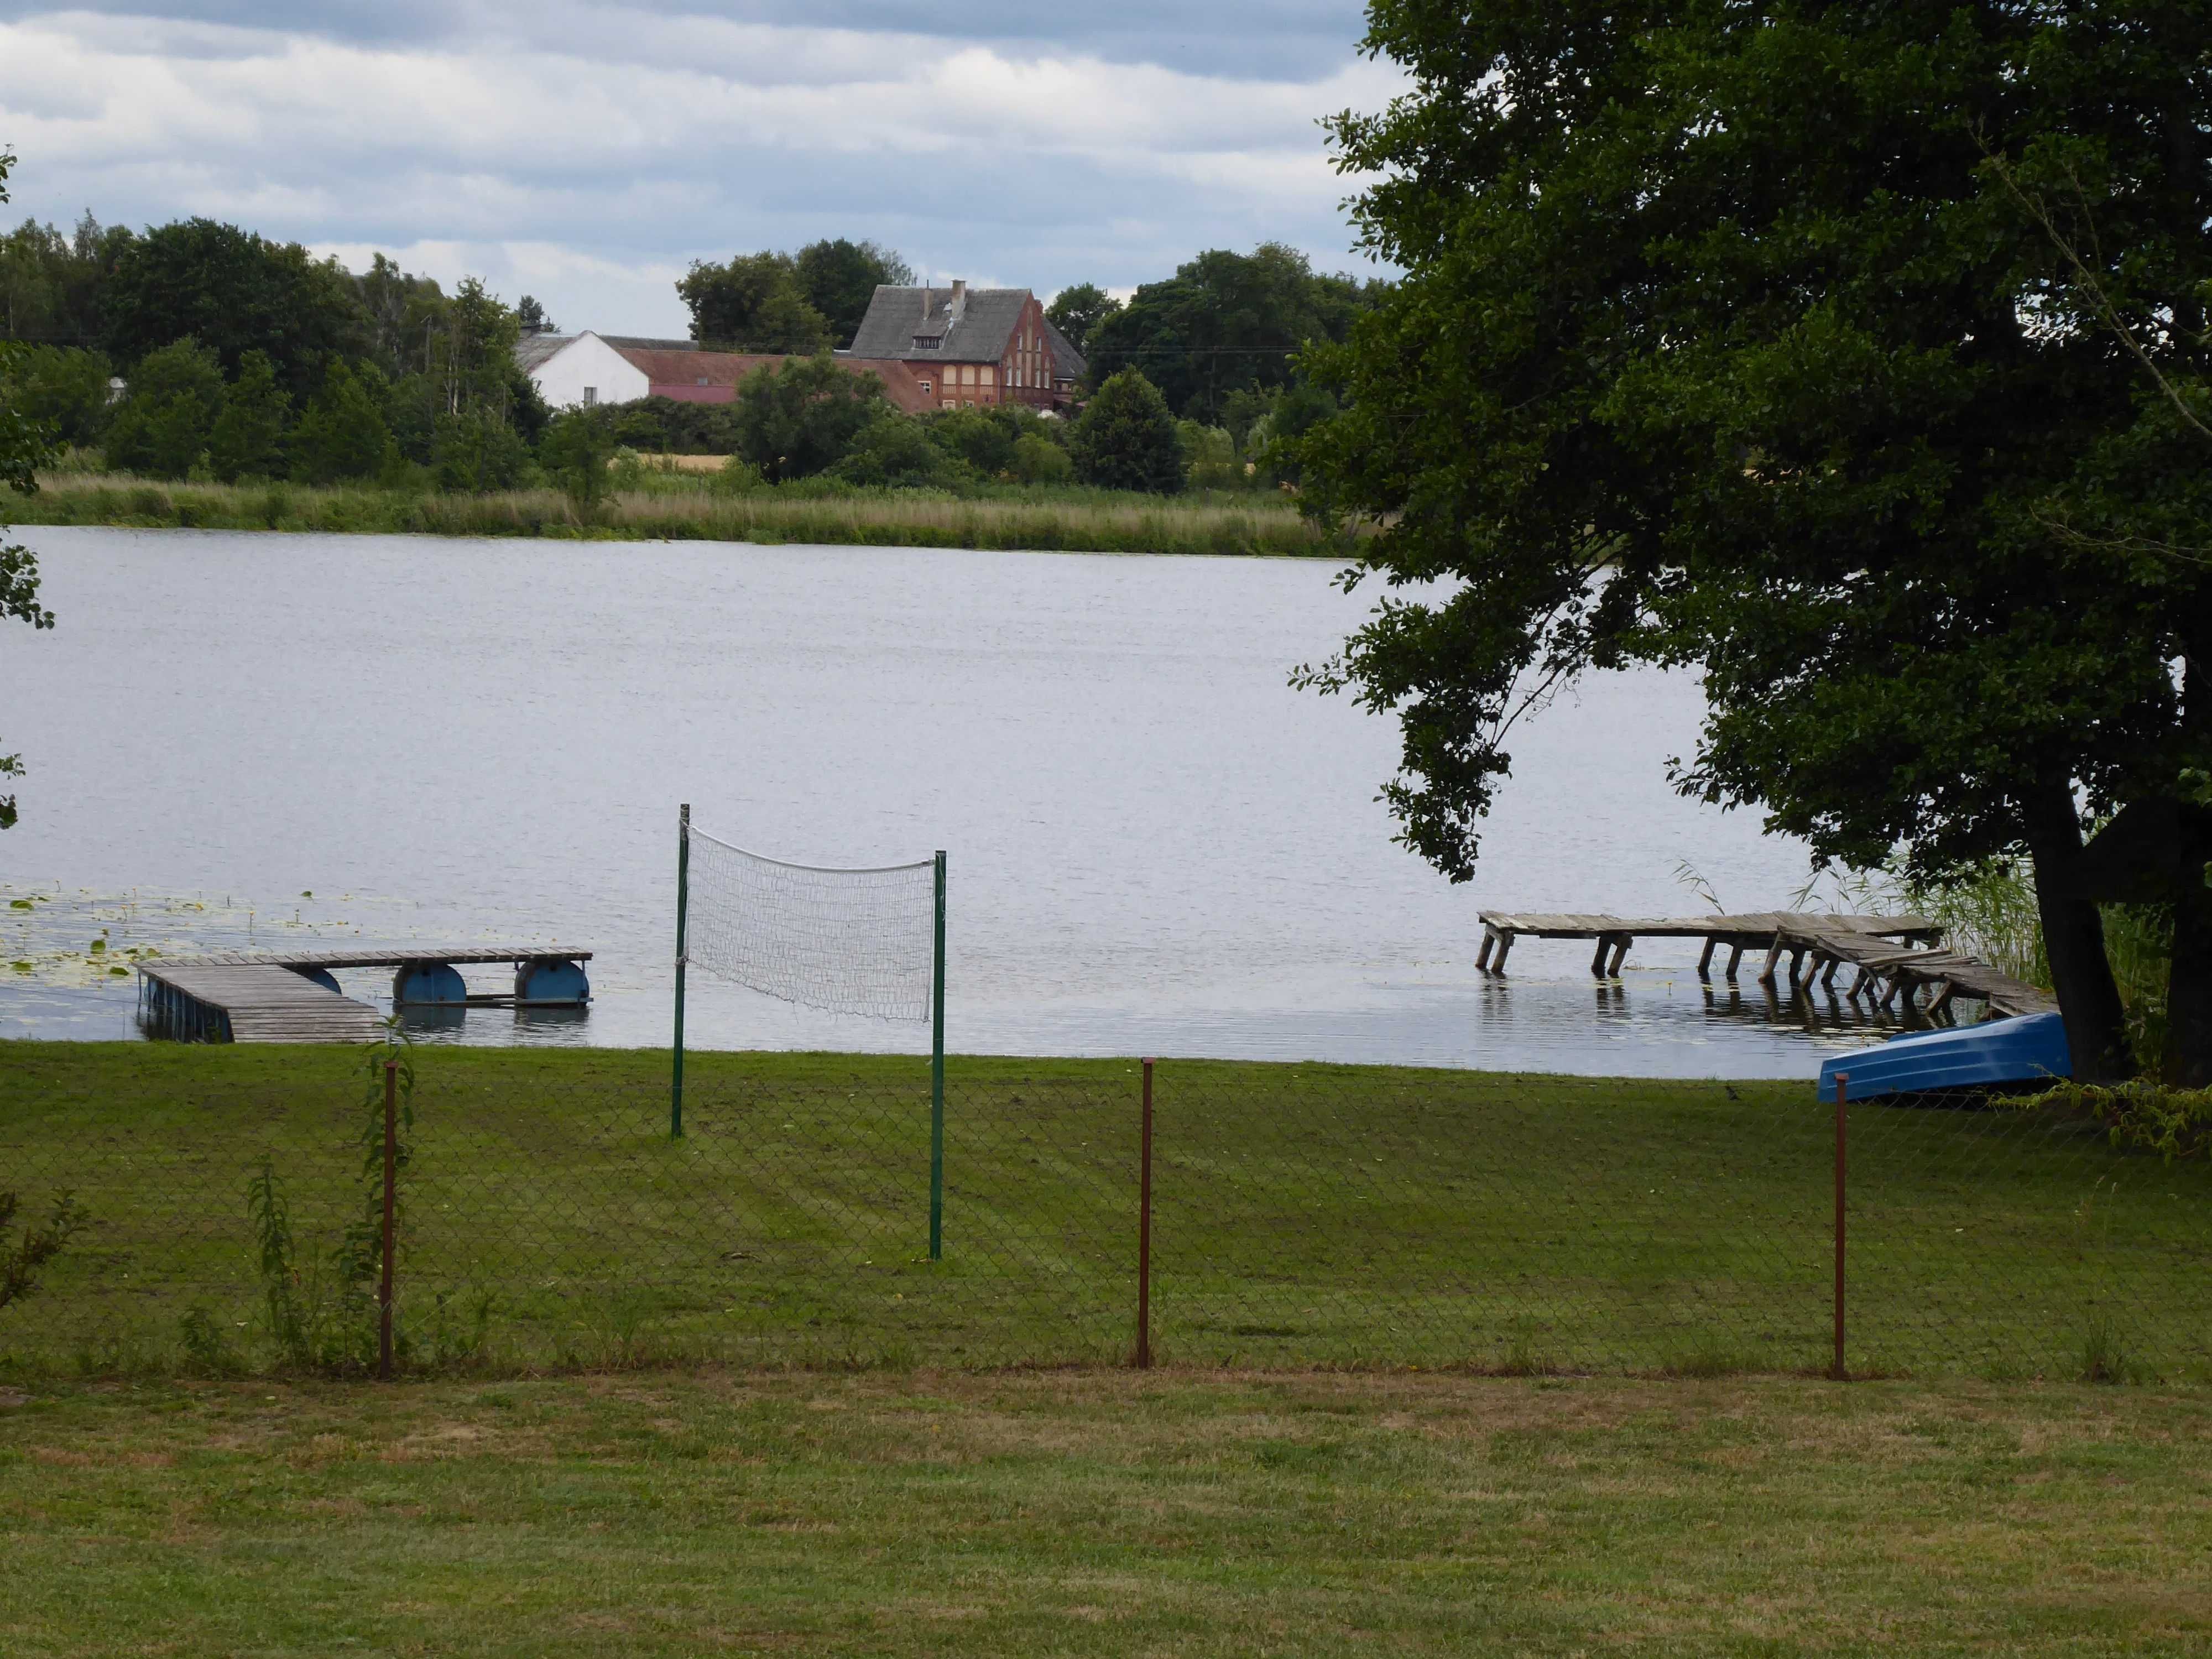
{"left": 1725, "top": 944, "right": 1745, "bottom": 982}
{"left": 1697, "top": 938, "right": 1718, "bottom": 979}
{"left": 1476, "top": 930, "right": 1494, "bottom": 973}
{"left": 1820, "top": 954, "right": 1842, "bottom": 989}
{"left": 1590, "top": 936, "right": 1611, "bottom": 978}
{"left": 1606, "top": 936, "right": 1630, "bottom": 977}
{"left": 1492, "top": 932, "right": 1516, "bottom": 974}
{"left": 1759, "top": 938, "right": 1784, "bottom": 986}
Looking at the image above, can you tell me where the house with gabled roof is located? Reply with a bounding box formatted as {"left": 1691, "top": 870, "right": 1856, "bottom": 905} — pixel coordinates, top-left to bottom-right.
{"left": 843, "top": 281, "right": 1084, "bottom": 413}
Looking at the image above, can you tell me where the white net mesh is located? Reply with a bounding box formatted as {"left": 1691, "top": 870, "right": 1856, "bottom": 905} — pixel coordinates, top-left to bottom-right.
{"left": 684, "top": 828, "right": 937, "bottom": 1022}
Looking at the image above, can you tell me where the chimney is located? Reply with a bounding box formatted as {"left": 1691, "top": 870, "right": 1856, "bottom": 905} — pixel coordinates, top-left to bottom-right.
{"left": 951, "top": 279, "right": 966, "bottom": 301}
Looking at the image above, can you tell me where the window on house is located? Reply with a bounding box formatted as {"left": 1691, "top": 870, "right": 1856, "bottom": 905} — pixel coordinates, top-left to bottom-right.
{"left": 919, "top": 380, "right": 932, "bottom": 394}
{"left": 583, "top": 387, "right": 598, "bottom": 406}
{"left": 981, "top": 366, "right": 996, "bottom": 388}
{"left": 913, "top": 335, "right": 942, "bottom": 350}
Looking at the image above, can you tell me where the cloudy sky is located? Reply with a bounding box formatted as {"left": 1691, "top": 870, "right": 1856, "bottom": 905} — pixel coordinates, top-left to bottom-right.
{"left": 0, "top": 2, "right": 1398, "bottom": 336}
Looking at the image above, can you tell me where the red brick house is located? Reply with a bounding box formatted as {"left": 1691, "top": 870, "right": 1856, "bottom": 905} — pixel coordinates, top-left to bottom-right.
{"left": 841, "top": 282, "right": 1086, "bottom": 413}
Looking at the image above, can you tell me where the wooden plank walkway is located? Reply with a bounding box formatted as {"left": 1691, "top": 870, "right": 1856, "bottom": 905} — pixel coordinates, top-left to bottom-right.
{"left": 1770, "top": 919, "right": 2053, "bottom": 1019}
{"left": 1477, "top": 911, "right": 1938, "bottom": 978}
{"left": 1476, "top": 906, "right": 2049, "bottom": 1021}
{"left": 137, "top": 962, "right": 387, "bottom": 1044}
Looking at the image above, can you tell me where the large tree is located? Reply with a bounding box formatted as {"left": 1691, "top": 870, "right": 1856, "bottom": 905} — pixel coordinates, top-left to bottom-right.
{"left": 1089, "top": 244, "right": 1381, "bottom": 423}
{"left": 102, "top": 218, "right": 365, "bottom": 399}
{"left": 677, "top": 252, "right": 832, "bottom": 353}
{"left": 1297, "top": 1, "right": 2211, "bottom": 1082}
{"left": 794, "top": 239, "right": 913, "bottom": 348}
{"left": 728, "top": 354, "right": 885, "bottom": 482}
{"left": 0, "top": 149, "right": 58, "bottom": 830}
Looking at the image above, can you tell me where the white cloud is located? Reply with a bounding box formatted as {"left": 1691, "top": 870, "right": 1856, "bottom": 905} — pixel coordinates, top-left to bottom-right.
{"left": 0, "top": 8, "right": 1401, "bottom": 336}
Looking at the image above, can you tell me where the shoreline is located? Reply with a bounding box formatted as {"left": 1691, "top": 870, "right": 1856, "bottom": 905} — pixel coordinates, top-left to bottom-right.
{"left": 7, "top": 472, "right": 1357, "bottom": 559}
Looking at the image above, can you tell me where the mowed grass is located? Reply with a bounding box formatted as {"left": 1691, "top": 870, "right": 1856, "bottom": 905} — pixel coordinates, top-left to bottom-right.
{"left": 2, "top": 1369, "right": 2209, "bottom": 1657}
{"left": 3, "top": 1043, "right": 2209, "bottom": 1379}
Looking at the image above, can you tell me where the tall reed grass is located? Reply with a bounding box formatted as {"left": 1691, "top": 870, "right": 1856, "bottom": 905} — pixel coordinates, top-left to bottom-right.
{"left": 1819, "top": 853, "right": 2173, "bottom": 1073}
{"left": 13, "top": 472, "right": 1355, "bottom": 559}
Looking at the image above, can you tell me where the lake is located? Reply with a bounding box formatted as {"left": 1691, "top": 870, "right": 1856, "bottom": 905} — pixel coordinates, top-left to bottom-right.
{"left": 1, "top": 527, "right": 1899, "bottom": 1076}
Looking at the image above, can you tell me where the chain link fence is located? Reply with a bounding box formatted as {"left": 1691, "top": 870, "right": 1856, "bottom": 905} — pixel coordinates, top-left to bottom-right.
{"left": 2, "top": 1042, "right": 2207, "bottom": 1380}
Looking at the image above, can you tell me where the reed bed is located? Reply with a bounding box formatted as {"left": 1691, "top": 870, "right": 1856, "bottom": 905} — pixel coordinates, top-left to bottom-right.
{"left": 13, "top": 473, "right": 1355, "bottom": 559}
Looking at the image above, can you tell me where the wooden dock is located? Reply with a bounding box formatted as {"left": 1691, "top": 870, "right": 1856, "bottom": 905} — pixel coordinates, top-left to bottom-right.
{"left": 135, "top": 947, "right": 593, "bottom": 1044}
{"left": 1476, "top": 908, "right": 2048, "bottom": 1020}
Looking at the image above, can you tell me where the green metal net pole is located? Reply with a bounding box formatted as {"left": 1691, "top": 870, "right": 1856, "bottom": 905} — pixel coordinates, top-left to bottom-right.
{"left": 671, "top": 803, "right": 690, "bottom": 1140}
{"left": 929, "top": 849, "right": 946, "bottom": 1261}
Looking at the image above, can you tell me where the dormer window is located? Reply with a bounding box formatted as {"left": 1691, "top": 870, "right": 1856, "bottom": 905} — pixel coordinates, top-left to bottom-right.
{"left": 912, "top": 335, "right": 942, "bottom": 350}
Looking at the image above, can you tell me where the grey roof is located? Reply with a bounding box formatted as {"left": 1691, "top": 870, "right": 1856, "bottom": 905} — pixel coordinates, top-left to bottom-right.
{"left": 513, "top": 331, "right": 696, "bottom": 375}
{"left": 1041, "top": 316, "right": 1086, "bottom": 383}
{"left": 847, "top": 285, "right": 1038, "bottom": 364}
{"left": 513, "top": 332, "right": 573, "bottom": 372}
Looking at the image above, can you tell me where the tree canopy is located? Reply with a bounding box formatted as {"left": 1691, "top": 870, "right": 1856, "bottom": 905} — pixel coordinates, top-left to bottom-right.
{"left": 728, "top": 354, "right": 886, "bottom": 482}
{"left": 1089, "top": 244, "right": 1382, "bottom": 424}
{"left": 101, "top": 218, "right": 364, "bottom": 399}
{"left": 1045, "top": 283, "right": 1123, "bottom": 356}
{"left": 1070, "top": 368, "right": 1184, "bottom": 494}
{"left": 0, "top": 149, "right": 58, "bottom": 830}
{"left": 1297, "top": 0, "right": 2212, "bottom": 1082}
{"left": 794, "top": 239, "right": 914, "bottom": 348}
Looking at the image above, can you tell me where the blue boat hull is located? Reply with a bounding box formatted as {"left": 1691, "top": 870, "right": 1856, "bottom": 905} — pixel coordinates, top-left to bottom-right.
{"left": 1818, "top": 1011, "right": 2070, "bottom": 1103}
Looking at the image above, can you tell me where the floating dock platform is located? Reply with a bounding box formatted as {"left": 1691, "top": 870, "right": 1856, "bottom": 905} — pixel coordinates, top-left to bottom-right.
{"left": 135, "top": 947, "right": 593, "bottom": 1044}
{"left": 1477, "top": 909, "right": 2051, "bottom": 1020}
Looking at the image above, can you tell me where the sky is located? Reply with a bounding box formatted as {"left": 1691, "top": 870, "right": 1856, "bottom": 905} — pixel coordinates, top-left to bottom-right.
{"left": 0, "top": 2, "right": 1399, "bottom": 337}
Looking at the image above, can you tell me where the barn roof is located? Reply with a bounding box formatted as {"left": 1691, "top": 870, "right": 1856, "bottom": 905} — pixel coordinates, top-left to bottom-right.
{"left": 614, "top": 346, "right": 781, "bottom": 387}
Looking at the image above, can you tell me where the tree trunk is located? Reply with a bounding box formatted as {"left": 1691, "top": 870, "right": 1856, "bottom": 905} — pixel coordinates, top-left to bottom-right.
{"left": 2022, "top": 780, "right": 2135, "bottom": 1084}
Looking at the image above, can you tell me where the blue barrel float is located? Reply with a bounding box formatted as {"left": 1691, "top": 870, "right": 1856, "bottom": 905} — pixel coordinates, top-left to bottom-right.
{"left": 393, "top": 961, "right": 468, "bottom": 1005}
{"left": 515, "top": 957, "right": 591, "bottom": 1006}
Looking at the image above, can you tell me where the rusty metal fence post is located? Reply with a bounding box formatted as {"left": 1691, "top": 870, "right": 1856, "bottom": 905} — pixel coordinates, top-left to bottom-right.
{"left": 379, "top": 1057, "right": 397, "bottom": 1381}
{"left": 1832, "top": 1070, "right": 1848, "bottom": 1381}
{"left": 1136, "top": 1057, "right": 1154, "bottom": 1369}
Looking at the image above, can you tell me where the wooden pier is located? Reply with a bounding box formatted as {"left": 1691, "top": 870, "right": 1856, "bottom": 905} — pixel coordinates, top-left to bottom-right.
{"left": 135, "top": 947, "right": 593, "bottom": 1044}
{"left": 1477, "top": 909, "right": 2050, "bottom": 1020}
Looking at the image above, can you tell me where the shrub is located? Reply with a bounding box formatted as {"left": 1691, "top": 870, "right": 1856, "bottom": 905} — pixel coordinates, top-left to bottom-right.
{"left": 1070, "top": 367, "right": 1183, "bottom": 494}
{"left": 832, "top": 414, "right": 970, "bottom": 488}
{"left": 729, "top": 353, "right": 884, "bottom": 482}
{"left": 105, "top": 337, "right": 224, "bottom": 479}
{"left": 0, "top": 1190, "right": 86, "bottom": 1309}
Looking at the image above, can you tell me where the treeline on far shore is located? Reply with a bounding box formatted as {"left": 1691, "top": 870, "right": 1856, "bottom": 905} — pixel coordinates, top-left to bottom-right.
{"left": 11, "top": 466, "right": 1361, "bottom": 559}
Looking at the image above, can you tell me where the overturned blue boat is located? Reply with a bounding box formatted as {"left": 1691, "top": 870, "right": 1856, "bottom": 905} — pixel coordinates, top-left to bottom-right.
{"left": 1817, "top": 1011, "right": 2071, "bottom": 1103}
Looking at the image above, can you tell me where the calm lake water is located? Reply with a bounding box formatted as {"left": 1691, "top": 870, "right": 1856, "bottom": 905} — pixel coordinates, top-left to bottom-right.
{"left": 2, "top": 527, "right": 1900, "bottom": 1076}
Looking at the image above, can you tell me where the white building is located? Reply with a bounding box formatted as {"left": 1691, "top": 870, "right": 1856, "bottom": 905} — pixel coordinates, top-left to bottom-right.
{"left": 514, "top": 331, "right": 658, "bottom": 409}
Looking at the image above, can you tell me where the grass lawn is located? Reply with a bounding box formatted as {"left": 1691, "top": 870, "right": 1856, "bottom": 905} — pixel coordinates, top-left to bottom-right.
{"left": 2, "top": 1369, "right": 2208, "bottom": 1656}
{"left": 5, "top": 1044, "right": 2209, "bottom": 1381}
